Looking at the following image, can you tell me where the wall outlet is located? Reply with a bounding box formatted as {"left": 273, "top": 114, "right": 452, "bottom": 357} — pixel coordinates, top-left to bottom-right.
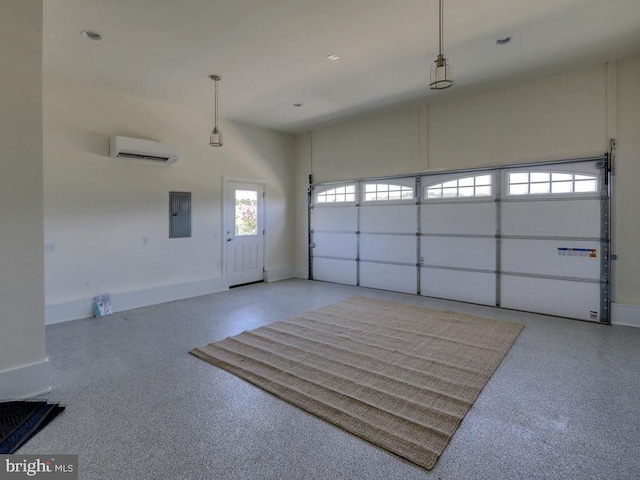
{"left": 44, "top": 242, "right": 55, "bottom": 254}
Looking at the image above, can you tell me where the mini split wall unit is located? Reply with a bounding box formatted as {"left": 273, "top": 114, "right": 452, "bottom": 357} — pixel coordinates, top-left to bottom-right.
{"left": 309, "top": 155, "right": 611, "bottom": 324}
{"left": 109, "top": 135, "right": 179, "bottom": 164}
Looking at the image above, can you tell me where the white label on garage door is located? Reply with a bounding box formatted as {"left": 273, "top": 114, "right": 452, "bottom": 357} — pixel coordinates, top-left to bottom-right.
{"left": 557, "top": 247, "right": 597, "bottom": 258}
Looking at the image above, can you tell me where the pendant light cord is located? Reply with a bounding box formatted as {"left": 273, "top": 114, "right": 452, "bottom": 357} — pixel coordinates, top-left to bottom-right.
{"left": 214, "top": 79, "right": 219, "bottom": 130}
{"left": 439, "top": 0, "right": 444, "bottom": 56}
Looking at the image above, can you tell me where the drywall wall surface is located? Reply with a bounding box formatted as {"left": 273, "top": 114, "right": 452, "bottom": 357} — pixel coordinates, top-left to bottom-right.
{"left": 0, "top": 0, "right": 48, "bottom": 397}
{"left": 613, "top": 56, "right": 640, "bottom": 305}
{"left": 44, "top": 75, "right": 294, "bottom": 315}
{"left": 311, "top": 107, "right": 427, "bottom": 183}
{"left": 428, "top": 65, "right": 607, "bottom": 169}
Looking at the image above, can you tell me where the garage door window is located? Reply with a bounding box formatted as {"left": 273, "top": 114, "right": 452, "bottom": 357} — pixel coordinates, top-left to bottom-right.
{"left": 315, "top": 184, "right": 356, "bottom": 204}
{"left": 363, "top": 183, "right": 414, "bottom": 202}
{"left": 508, "top": 172, "right": 598, "bottom": 196}
{"left": 425, "top": 174, "right": 492, "bottom": 199}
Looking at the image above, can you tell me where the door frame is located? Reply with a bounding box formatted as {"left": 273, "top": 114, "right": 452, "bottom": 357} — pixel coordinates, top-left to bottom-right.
{"left": 222, "top": 176, "right": 267, "bottom": 282}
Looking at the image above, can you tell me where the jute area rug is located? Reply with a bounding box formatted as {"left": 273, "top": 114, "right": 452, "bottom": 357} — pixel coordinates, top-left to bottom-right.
{"left": 190, "top": 296, "right": 523, "bottom": 470}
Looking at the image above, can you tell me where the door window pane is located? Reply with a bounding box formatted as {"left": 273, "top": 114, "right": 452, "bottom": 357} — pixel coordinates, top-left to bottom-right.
{"left": 508, "top": 171, "right": 598, "bottom": 196}
{"left": 424, "top": 174, "right": 493, "bottom": 200}
{"left": 235, "top": 190, "right": 258, "bottom": 236}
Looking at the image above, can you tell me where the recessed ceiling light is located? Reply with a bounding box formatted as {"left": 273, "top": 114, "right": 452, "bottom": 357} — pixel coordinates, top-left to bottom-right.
{"left": 81, "top": 30, "right": 103, "bottom": 41}
{"left": 496, "top": 36, "right": 512, "bottom": 45}
{"left": 326, "top": 53, "right": 340, "bottom": 61}
{"left": 293, "top": 103, "right": 303, "bottom": 107}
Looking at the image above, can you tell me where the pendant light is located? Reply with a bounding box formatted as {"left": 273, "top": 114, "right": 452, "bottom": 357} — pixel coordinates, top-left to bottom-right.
{"left": 429, "top": 0, "right": 453, "bottom": 90}
{"left": 209, "top": 75, "right": 223, "bottom": 147}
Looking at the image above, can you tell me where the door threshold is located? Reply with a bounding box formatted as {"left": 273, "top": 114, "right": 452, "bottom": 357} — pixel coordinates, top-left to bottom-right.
{"left": 229, "top": 280, "right": 264, "bottom": 289}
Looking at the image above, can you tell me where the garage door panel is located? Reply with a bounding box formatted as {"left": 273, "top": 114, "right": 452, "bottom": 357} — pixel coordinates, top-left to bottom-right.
{"left": 313, "top": 232, "right": 356, "bottom": 258}
{"left": 360, "top": 205, "right": 416, "bottom": 233}
{"left": 312, "top": 206, "right": 357, "bottom": 232}
{"left": 421, "top": 237, "right": 495, "bottom": 271}
{"left": 360, "top": 235, "right": 416, "bottom": 264}
{"left": 421, "top": 202, "right": 496, "bottom": 235}
{"left": 312, "top": 258, "right": 357, "bottom": 285}
{"left": 501, "top": 276, "right": 600, "bottom": 321}
{"left": 501, "top": 199, "right": 600, "bottom": 238}
{"left": 502, "top": 239, "right": 600, "bottom": 279}
{"left": 421, "top": 268, "right": 496, "bottom": 306}
{"left": 360, "top": 263, "right": 417, "bottom": 294}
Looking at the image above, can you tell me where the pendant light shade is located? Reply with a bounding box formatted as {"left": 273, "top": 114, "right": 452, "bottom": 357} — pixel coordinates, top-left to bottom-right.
{"left": 209, "top": 75, "right": 223, "bottom": 147}
{"left": 429, "top": 0, "right": 453, "bottom": 90}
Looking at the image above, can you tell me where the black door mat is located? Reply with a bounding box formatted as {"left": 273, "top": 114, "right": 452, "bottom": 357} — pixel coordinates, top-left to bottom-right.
{"left": 0, "top": 401, "right": 64, "bottom": 454}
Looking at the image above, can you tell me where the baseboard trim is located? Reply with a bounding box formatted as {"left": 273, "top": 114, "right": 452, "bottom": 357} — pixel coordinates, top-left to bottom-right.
{"left": 0, "top": 359, "right": 50, "bottom": 401}
{"left": 45, "top": 277, "right": 230, "bottom": 325}
{"left": 611, "top": 303, "right": 640, "bottom": 328}
{"left": 264, "top": 267, "right": 295, "bottom": 283}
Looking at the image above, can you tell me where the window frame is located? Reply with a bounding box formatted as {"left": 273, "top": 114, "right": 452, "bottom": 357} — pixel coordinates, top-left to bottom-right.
{"left": 314, "top": 183, "right": 358, "bottom": 206}
{"left": 422, "top": 173, "right": 494, "bottom": 201}
{"left": 505, "top": 169, "right": 600, "bottom": 198}
{"left": 361, "top": 180, "right": 415, "bottom": 204}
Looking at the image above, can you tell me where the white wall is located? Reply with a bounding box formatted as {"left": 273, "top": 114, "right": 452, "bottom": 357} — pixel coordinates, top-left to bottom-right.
{"left": 295, "top": 59, "right": 640, "bottom": 318}
{"left": 0, "top": 0, "right": 49, "bottom": 400}
{"left": 428, "top": 66, "right": 606, "bottom": 169}
{"left": 311, "top": 107, "right": 428, "bottom": 183}
{"left": 614, "top": 57, "right": 640, "bottom": 307}
{"left": 44, "top": 75, "right": 295, "bottom": 323}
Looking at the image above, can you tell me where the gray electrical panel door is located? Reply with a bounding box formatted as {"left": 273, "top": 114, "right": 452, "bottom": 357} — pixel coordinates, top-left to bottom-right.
{"left": 169, "top": 191, "right": 191, "bottom": 238}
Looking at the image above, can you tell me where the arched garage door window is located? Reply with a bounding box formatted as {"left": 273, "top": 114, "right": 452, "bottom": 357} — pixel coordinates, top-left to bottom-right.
{"left": 315, "top": 184, "right": 356, "bottom": 204}
{"left": 425, "top": 174, "right": 492, "bottom": 199}
{"left": 363, "top": 182, "right": 414, "bottom": 202}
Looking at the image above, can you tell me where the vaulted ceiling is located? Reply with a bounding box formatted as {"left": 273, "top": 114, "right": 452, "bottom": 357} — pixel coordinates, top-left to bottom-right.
{"left": 44, "top": 0, "right": 640, "bottom": 133}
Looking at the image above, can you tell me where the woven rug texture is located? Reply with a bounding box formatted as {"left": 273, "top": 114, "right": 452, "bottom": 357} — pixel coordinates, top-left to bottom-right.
{"left": 191, "top": 296, "right": 523, "bottom": 470}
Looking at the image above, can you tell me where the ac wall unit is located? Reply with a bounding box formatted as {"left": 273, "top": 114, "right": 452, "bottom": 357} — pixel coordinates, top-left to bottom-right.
{"left": 109, "top": 136, "right": 179, "bottom": 164}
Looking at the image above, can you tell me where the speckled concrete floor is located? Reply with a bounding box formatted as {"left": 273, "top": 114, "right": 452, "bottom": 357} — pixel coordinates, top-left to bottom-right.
{"left": 20, "top": 279, "right": 640, "bottom": 479}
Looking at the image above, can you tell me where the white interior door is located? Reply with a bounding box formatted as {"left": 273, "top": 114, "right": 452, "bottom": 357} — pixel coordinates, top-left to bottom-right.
{"left": 225, "top": 181, "right": 265, "bottom": 286}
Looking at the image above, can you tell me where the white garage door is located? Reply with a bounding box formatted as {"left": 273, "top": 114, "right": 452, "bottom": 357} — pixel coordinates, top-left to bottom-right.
{"left": 311, "top": 183, "right": 358, "bottom": 285}
{"left": 359, "top": 179, "right": 418, "bottom": 294}
{"left": 499, "top": 162, "right": 603, "bottom": 321}
{"left": 420, "top": 172, "right": 497, "bottom": 306}
{"left": 309, "top": 156, "right": 610, "bottom": 323}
